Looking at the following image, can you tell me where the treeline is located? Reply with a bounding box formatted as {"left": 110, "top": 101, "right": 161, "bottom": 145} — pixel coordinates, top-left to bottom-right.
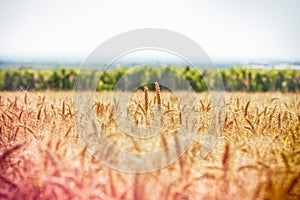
{"left": 0, "top": 66, "right": 299, "bottom": 92}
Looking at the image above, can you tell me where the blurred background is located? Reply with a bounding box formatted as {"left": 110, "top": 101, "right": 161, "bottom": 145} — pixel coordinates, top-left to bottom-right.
{"left": 0, "top": 0, "right": 300, "bottom": 91}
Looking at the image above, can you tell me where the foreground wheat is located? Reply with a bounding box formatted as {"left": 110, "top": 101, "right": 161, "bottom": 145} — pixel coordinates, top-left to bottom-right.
{"left": 0, "top": 91, "right": 299, "bottom": 199}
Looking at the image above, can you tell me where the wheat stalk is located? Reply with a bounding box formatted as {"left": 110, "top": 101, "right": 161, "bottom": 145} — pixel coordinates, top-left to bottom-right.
{"left": 222, "top": 143, "right": 230, "bottom": 194}
{"left": 155, "top": 81, "right": 161, "bottom": 110}
{"left": 278, "top": 113, "right": 281, "bottom": 129}
{"left": 144, "top": 86, "right": 149, "bottom": 125}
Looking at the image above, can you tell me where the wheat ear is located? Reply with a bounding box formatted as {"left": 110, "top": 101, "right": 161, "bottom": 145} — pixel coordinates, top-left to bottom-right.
{"left": 144, "top": 86, "right": 149, "bottom": 125}
{"left": 155, "top": 81, "right": 161, "bottom": 110}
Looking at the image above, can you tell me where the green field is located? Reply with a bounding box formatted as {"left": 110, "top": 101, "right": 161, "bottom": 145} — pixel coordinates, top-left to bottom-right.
{"left": 1, "top": 66, "right": 300, "bottom": 92}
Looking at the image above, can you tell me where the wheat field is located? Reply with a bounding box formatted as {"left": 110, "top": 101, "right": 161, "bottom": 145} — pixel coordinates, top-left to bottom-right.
{"left": 0, "top": 91, "right": 300, "bottom": 200}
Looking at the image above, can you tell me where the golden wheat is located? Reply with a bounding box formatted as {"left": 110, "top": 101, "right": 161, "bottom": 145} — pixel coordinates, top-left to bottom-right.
{"left": 0, "top": 91, "right": 299, "bottom": 199}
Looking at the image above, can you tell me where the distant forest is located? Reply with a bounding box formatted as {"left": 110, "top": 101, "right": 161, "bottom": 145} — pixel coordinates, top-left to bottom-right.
{"left": 0, "top": 66, "right": 299, "bottom": 92}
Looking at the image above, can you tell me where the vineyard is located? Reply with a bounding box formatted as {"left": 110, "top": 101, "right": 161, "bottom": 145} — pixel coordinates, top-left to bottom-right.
{"left": 0, "top": 91, "right": 299, "bottom": 199}
{"left": 1, "top": 66, "right": 300, "bottom": 92}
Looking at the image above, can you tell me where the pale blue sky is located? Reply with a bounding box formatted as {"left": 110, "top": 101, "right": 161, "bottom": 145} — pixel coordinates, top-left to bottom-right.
{"left": 0, "top": 0, "right": 299, "bottom": 61}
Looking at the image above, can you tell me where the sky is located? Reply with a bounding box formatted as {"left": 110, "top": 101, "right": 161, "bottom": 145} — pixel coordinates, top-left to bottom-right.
{"left": 0, "top": 0, "right": 299, "bottom": 62}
